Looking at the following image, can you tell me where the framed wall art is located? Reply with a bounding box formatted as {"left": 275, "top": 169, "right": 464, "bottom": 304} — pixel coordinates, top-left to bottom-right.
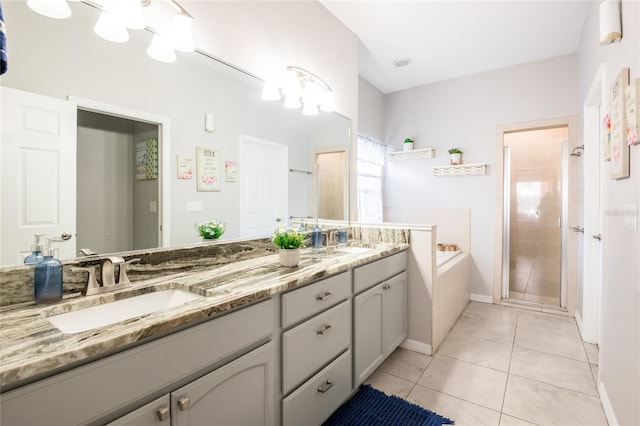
{"left": 627, "top": 78, "right": 639, "bottom": 146}
{"left": 135, "top": 139, "right": 158, "bottom": 180}
{"left": 177, "top": 155, "right": 192, "bottom": 179}
{"left": 196, "top": 147, "right": 221, "bottom": 191}
{"left": 610, "top": 68, "right": 629, "bottom": 179}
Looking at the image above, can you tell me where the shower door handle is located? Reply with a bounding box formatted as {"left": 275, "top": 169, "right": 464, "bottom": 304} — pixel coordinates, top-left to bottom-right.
{"left": 592, "top": 233, "right": 602, "bottom": 241}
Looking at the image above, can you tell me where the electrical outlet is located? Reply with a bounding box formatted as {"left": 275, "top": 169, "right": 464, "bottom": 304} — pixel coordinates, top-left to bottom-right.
{"left": 186, "top": 202, "right": 203, "bottom": 212}
{"left": 624, "top": 204, "right": 638, "bottom": 231}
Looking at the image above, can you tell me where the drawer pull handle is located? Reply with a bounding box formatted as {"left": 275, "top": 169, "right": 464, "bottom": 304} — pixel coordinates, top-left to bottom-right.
{"left": 383, "top": 284, "right": 391, "bottom": 290}
{"left": 157, "top": 406, "right": 170, "bottom": 421}
{"left": 317, "top": 380, "right": 334, "bottom": 393}
{"left": 178, "top": 397, "right": 191, "bottom": 411}
{"left": 317, "top": 324, "right": 332, "bottom": 335}
{"left": 316, "top": 291, "right": 333, "bottom": 301}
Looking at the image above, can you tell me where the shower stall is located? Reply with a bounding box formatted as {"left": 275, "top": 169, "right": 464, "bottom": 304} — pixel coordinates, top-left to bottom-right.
{"left": 502, "top": 127, "right": 569, "bottom": 308}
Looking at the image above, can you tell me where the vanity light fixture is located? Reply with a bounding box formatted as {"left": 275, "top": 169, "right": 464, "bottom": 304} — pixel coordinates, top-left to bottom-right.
{"left": 27, "top": 0, "right": 72, "bottom": 19}
{"left": 27, "top": 0, "right": 195, "bottom": 64}
{"left": 262, "top": 66, "right": 336, "bottom": 115}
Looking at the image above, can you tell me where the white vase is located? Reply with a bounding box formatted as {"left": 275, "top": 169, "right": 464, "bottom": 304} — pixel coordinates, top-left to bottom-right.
{"left": 279, "top": 248, "right": 301, "bottom": 267}
{"left": 403, "top": 142, "right": 414, "bottom": 151}
{"left": 450, "top": 153, "right": 462, "bottom": 165}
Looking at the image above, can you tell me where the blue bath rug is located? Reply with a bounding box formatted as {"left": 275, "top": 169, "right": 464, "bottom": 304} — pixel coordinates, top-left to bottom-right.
{"left": 323, "top": 384, "right": 454, "bottom": 426}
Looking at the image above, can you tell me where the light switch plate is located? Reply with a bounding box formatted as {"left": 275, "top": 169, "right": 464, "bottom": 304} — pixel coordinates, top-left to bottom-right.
{"left": 186, "top": 201, "right": 203, "bottom": 212}
{"left": 149, "top": 201, "right": 157, "bottom": 213}
{"left": 624, "top": 204, "right": 637, "bottom": 231}
{"left": 205, "top": 113, "right": 215, "bottom": 133}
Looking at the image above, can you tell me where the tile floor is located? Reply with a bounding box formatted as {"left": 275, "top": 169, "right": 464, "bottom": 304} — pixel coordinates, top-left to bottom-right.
{"left": 365, "top": 301, "right": 606, "bottom": 426}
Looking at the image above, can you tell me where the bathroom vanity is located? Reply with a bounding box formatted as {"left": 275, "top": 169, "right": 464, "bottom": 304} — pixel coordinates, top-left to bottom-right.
{"left": 0, "top": 242, "right": 408, "bottom": 426}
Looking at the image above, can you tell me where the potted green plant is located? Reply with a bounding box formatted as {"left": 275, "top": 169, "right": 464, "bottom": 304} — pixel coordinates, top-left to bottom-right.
{"left": 403, "top": 138, "right": 414, "bottom": 152}
{"left": 448, "top": 148, "right": 463, "bottom": 165}
{"left": 272, "top": 227, "right": 307, "bottom": 267}
{"left": 195, "top": 220, "right": 227, "bottom": 240}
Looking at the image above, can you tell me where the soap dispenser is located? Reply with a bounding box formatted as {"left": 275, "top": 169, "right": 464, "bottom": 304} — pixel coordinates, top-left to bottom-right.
{"left": 34, "top": 244, "right": 63, "bottom": 304}
{"left": 24, "top": 234, "right": 46, "bottom": 264}
{"left": 311, "top": 220, "right": 323, "bottom": 250}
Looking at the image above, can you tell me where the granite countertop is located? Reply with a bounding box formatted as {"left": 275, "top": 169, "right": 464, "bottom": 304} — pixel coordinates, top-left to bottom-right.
{"left": 0, "top": 242, "right": 408, "bottom": 391}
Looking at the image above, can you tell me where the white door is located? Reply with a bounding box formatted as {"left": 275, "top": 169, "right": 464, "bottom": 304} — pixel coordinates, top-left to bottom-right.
{"left": 1, "top": 87, "right": 77, "bottom": 265}
{"left": 239, "top": 135, "right": 288, "bottom": 238}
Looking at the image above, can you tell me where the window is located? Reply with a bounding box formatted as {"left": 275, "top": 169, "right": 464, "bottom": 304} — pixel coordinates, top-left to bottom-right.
{"left": 356, "top": 134, "right": 386, "bottom": 222}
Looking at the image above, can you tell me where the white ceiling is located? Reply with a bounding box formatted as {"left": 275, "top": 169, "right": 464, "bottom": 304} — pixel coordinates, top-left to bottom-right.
{"left": 319, "top": 1, "right": 590, "bottom": 94}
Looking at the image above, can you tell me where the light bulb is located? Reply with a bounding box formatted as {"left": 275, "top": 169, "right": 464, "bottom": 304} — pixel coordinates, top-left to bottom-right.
{"left": 302, "top": 80, "right": 321, "bottom": 105}
{"left": 319, "top": 90, "right": 336, "bottom": 112}
{"left": 302, "top": 101, "right": 319, "bottom": 116}
{"left": 261, "top": 82, "right": 281, "bottom": 101}
{"left": 113, "top": 0, "right": 145, "bottom": 30}
{"left": 27, "top": 0, "right": 71, "bottom": 19}
{"left": 283, "top": 94, "right": 302, "bottom": 109}
{"left": 170, "top": 13, "right": 195, "bottom": 53}
{"left": 147, "top": 33, "right": 177, "bottom": 63}
{"left": 94, "top": 10, "right": 129, "bottom": 43}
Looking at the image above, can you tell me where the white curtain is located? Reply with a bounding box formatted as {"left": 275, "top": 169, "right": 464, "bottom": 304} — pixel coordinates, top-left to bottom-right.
{"left": 356, "top": 133, "right": 386, "bottom": 223}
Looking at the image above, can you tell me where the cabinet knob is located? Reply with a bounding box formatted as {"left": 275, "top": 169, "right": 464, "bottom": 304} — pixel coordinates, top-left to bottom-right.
{"left": 177, "top": 397, "right": 191, "bottom": 411}
{"left": 157, "top": 406, "right": 170, "bottom": 421}
{"left": 316, "top": 324, "right": 332, "bottom": 335}
{"left": 317, "top": 380, "right": 334, "bottom": 393}
{"left": 316, "top": 291, "right": 332, "bottom": 301}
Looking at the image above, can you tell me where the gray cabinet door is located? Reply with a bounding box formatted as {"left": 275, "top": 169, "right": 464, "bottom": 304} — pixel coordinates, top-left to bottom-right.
{"left": 107, "top": 395, "right": 171, "bottom": 426}
{"left": 384, "top": 272, "right": 408, "bottom": 355}
{"left": 353, "top": 283, "right": 385, "bottom": 387}
{"left": 172, "top": 341, "right": 276, "bottom": 426}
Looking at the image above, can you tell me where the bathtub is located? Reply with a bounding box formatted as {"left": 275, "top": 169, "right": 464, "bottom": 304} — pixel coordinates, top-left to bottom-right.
{"left": 436, "top": 250, "right": 460, "bottom": 267}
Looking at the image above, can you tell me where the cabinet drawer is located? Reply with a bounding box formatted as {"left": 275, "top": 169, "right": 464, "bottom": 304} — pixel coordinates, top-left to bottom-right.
{"left": 282, "top": 272, "right": 350, "bottom": 328}
{"left": 282, "top": 300, "right": 351, "bottom": 395}
{"left": 282, "top": 349, "right": 351, "bottom": 426}
{"left": 354, "top": 251, "right": 407, "bottom": 293}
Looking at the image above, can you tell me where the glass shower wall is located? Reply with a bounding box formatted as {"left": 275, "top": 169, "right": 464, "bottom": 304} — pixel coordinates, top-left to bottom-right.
{"left": 504, "top": 127, "right": 568, "bottom": 306}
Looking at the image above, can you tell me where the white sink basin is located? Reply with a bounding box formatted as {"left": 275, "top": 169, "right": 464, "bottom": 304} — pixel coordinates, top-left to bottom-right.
{"left": 335, "top": 246, "right": 373, "bottom": 254}
{"left": 47, "top": 289, "right": 203, "bottom": 334}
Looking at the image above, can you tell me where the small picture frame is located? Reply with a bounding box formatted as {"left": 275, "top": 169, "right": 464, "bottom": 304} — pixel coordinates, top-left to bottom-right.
{"left": 177, "top": 155, "right": 192, "bottom": 179}
{"left": 610, "top": 68, "right": 629, "bottom": 179}
{"left": 626, "top": 78, "right": 639, "bottom": 146}
{"left": 225, "top": 160, "right": 237, "bottom": 182}
{"left": 196, "top": 147, "right": 221, "bottom": 191}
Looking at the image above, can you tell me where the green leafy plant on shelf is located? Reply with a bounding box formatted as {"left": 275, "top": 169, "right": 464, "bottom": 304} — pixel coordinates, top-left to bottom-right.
{"left": 195, "top": 220, "right": 227, "bottom": 239}
{"left": 448, "top": 148, "right": 463, "bottom": 154}
{"left": 272, "top": 228, "right": 307, "bottom": 249}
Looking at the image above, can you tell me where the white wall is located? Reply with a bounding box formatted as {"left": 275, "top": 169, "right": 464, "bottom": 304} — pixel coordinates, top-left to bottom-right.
{"left": 382, "top": 54, "right": 579, "bottom": 297}
{"left": 577, "top": 1, "right": 639, "bottom": 425}
{"left": 358, "top": 76, "right": 387, "bottom": 140}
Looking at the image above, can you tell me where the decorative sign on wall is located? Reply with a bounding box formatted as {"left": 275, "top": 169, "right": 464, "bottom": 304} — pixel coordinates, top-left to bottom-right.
{"left": 177, "top": 155, "right": 192, "bottom": 179}
{"left": 225, "top": 160, "right": 237, "bottom": 182}
{"left": 610, "top": 68, "right": 629, "bottom": 179}
{"left": 627, "top": 78, "right": 639, "bottom": 146}
{"left": 196, "top": 147, "right": 221, "bottom": 191}
{"left": 602, "top": 114, "right": 612, "bottom": 161}
{"left": 135, "top": 139, "right": 158, "bottom": 180}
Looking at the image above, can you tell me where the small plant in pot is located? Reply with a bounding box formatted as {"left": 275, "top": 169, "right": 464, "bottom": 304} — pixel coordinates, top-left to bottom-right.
{"left": 195, "top": 220, "right": 227, "bottom": 240}
{"left": 448, "top": 148, "right": 463, "bottom": 165}
{"left": 272, "top": 227, "right": 307, "bottom": 267}
{"left": 403, "top": 138, "right": 414, "bottom": 152}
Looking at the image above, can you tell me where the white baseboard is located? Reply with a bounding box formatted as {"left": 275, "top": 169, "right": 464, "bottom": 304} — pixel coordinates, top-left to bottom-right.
{"left": 599, "top": 381, "right": 619, "bottom": 426}
{"left": 470, "top": 293, "right": 493, "bottom": 304}
{"left": 400, "top": 339, "right": 432, "bottom": 356}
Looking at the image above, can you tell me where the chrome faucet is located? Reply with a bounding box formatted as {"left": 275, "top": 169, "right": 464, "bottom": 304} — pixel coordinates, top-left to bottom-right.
{"left": 328, "top": 230, "right": 338, "bottom": 246}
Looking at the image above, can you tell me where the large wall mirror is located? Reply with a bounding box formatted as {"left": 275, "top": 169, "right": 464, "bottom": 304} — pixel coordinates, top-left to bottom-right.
{"left": 0, "top": 2, "right": 350, "bottom": 267}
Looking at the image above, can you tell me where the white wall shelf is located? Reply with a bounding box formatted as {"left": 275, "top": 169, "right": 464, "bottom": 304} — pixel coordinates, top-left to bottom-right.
{"left": 388, "top": 148, "right": 435, "bottom": 161}
{"left": 432, "top": 163, "right": 487, "bottom": 176}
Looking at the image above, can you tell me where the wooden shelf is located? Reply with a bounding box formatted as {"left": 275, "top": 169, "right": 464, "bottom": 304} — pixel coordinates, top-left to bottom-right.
{"left": 388, "top": 148, "right": 435, "bottom": 161}
{"left": 432, "top": 163, "right": 487, "bottom": 176}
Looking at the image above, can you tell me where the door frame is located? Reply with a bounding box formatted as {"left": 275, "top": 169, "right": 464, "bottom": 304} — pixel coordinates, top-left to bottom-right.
{"left": 579, "top": 63, "right": 606, "bottom": 344}
{"left": 69, "top": 96, "right": 172, "bottom": 248}
{"left": 493, "top": 116, "right": 579, "bottom": 315}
